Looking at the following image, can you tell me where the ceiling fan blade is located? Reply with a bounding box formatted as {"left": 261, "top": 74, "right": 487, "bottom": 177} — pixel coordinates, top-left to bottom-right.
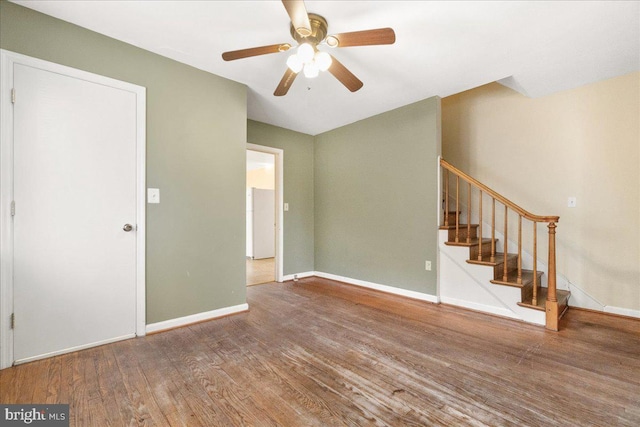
{"left": 327, "top": 28, "right": 396, "bottom": 48}
{"left": 282, "top": 0, "right": 312, "bottom": 37}
{"left": 274, "top": 68, "right": 299, "bottom": 96}
{"left": 222, "top": 43, "right": 291, "bottom": 61}
{"left": 327, "top": 55, "right": 363, "bottom": 92}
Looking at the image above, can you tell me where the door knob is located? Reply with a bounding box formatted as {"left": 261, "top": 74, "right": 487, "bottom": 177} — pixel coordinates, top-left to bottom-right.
{"left": 123, "top": 224, "right": 134, "bottom": 232}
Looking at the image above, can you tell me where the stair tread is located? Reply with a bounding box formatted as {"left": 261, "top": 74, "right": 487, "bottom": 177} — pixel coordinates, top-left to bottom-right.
{"left": 445, "top": 237, "right": 492, "bottom": 247}
{"left": 467, "top": 253, "right": 517, "bottom": 266}
{"left": 490, "top": 270, "right": 543, "bottom": 288}
{"left": 440, "top": 224, "right": 479, "bottom": 230}
{"left": 518, "top": 288, "right": 570, "bottom": 311}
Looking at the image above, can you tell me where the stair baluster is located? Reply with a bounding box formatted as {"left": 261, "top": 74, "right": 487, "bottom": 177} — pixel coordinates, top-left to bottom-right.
{"left": 533, "top": 222, "right": 538, "bottom": 305}
{"left": 517, "top": 216, "right": 522, "bottom": 284}
{"left": 503, "top": 205, "right": 508, "bottom": 282}
{"left": 455, "top": 176, "right": 460, "bottom": 243}
{"left": 478, "top": 190, "right": 483, "bottom": 261}
{"left": 467, "top": 183, "right": 471, "bottom": 244}
{"left": 491, "top": 198, "right": 496, "bottom": 260}
{"left": 444, "top": 170, "right": 449, "bottom": 227}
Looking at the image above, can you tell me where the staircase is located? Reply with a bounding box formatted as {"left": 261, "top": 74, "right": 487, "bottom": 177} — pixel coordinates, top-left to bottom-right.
{"left": 439, "top": 159, "right": 570, "bottom": 331}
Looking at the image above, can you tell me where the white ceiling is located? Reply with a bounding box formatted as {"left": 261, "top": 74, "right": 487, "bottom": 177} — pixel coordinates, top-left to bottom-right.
{"left": 14, "top": 1, "right": 640, "bottom": 135}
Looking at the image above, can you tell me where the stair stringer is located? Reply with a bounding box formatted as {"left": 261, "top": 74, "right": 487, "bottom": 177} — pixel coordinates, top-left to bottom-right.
{"left": 438, "top": 230, "right": 545, "bottom": 326}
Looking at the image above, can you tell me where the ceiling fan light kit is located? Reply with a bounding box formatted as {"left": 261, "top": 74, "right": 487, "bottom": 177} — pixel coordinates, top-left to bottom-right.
{"left": 297, "top": 43, "right": 315, "bottom": 62}
{"left": 287, "top": 45, "right": 332, "bottom": 76}
{"left": 222, "top": 0, "right": 396, "bottom": 96}
{"left": 303, "top": 62, "right": 319, "bottom": 78}
{"left": 315, "top": 51, "right": 332, "bottom": 71}
{"left": 286, "top": 53, "right": 304, "bottom": 73}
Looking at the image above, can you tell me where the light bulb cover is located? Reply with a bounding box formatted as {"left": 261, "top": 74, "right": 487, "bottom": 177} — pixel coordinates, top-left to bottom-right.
{"left": 303, "top": 62, "right": 319, "bottom": 78}
{"left": 315, "top": 51, "right": 332, "bottom": 71}
{"left": 297, "top": 43, "right": 315, "bottom": 63}
{"left": 286, "top": 54, "right": 303, "bottom": 73}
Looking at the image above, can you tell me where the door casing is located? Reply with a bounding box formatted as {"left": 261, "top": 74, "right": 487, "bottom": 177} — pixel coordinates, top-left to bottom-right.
{"left": 246, "top": 143, "right": 284, "bottom": 282}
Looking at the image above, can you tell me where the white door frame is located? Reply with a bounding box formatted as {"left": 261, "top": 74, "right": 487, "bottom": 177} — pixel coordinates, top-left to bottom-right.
{"left": 246, "top": 143, "right": 284, "bottom": 282}
{"left": 0, "top": 50, "right": 147, "bottom": 369}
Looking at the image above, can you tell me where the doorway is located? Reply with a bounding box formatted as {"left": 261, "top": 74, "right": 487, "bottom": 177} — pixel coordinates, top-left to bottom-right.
{"left": 246, "top": 144, "right": 284, "bottom": 285}
{"left": 0, "top": 50, "right": 146, "bottom": 368}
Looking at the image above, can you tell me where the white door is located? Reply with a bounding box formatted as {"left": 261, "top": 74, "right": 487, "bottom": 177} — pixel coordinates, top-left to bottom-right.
{"left": 12, "top": 63, "right": 139, "bottom": 364}
{"left": 252, "top": 188, "right": 275, "bottom": 259}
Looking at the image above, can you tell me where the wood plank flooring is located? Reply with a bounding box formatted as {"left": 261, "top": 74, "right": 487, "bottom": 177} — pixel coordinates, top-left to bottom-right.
{"left": 246, "top": 257, "right": 275, "bottom": 286}
{"left": 1, "top": 277, "right": 639, "bottom": 426}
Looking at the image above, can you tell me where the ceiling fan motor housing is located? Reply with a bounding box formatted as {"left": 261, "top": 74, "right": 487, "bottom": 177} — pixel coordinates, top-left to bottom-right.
{"left": 290, "top": 13, "right": 328, "bottom": 45}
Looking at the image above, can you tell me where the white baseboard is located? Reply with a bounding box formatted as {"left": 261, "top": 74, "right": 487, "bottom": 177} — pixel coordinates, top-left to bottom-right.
{"left": 440, "top": 296, "right": 519, "bottom": 320}
{"left": 314, "top": 271, "right": 439, "bottom": 303}
{"left": 604, "top": 305, "right": 640, "bottom": 319}
{"left": 146, "top": 303, "right": 249, "bottom": 334}
{"left": 282, "top": 271, "right": 315, "bottom": 282}
{"left": 14, "top": 333, "right": 136, "bottom": 365}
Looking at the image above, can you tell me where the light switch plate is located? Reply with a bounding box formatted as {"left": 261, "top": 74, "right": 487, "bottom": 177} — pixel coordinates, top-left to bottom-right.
{"left": 567, "top": 197, "right": 576, "bottom": 208}
{"left": 425, "top": 260, "right": 432, "bottom": 271}
{"left": 284, "top": 203, "right": 289, "bottom": 211}
{"left": 148, "top": 188, "right": 160, "bottom": 204}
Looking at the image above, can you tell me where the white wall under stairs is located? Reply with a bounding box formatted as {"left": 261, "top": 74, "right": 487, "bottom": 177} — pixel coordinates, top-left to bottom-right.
{"left": 438, "top": 229, "right": 546, "bottom": 326}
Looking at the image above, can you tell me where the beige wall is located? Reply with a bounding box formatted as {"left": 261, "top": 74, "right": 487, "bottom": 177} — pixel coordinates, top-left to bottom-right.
{"left": 247, "top": 167, "right": 275, "bottom": 190}
{"left": 442, "top": 72, "right": 640, "bottom": 311}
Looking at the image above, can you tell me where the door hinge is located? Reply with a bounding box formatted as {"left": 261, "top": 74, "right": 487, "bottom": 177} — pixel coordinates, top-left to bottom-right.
{"left": 10, "top": 313, "right": 14, "bottom": 329}
{"left": 10, "top": 201, "right": 15, "bottom": 217}
{"left": 11, "top": 88, "right": 15, "bottom": 104}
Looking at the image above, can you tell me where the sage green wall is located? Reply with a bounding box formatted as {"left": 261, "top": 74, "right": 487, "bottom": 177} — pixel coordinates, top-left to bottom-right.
{"left": 0, "top": 2, "right": 248, "bottom": 323}
{"left": 314, "top": 98, "right": 441, "bottom": 294}
{"left": 247, "top": 120, "right": 315, "bottom": 275}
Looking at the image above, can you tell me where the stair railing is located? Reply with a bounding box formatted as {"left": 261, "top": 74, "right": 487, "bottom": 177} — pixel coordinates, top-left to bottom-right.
{"left": 440, "top": 159, "right": 561, "bottom": 330}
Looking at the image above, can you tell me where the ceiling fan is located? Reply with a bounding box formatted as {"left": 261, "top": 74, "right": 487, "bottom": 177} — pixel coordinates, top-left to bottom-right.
{"left": 221, "top": 0, "right": 396, "bottom": 96}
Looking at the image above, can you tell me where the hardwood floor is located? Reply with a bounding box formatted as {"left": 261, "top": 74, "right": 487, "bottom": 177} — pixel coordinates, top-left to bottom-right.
{"left": 2, "top": 277, "right": 639, "bottom": 426}
{"left": 246, "top": 257, "right": 275, "bottom": 286}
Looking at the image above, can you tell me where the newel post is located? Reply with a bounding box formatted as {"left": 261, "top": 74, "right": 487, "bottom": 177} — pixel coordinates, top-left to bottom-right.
{"left": 545, "top": 222, "right": 559, "bottom": 331}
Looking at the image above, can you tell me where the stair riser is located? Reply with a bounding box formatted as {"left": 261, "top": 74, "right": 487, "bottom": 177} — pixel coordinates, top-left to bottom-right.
{"left": 521, "top": 284, "right": 546, "bottom": 305}
{"left": 469, "top": 241, "right": 493, "bottom": 260}
{"left": 447, "top": 226, "right": 478, "bottom": 242}
{"left": 492, "top": 256, "right": 518, "bottom": 279}
{"left": 444, "top": 211, "right": 461, "bottom": 224}
{"left": 522, "top": 283, "right": 533, "bottom": 302}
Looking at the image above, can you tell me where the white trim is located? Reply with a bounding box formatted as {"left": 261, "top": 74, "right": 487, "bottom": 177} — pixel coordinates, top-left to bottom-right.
{"left": 0, "top": 50, "right": 16, "bottom": 370}
{"left": 246, "top": 143, "right": 284, "bottom": 282}
{"left": 436, "top": 154, "right": 442, "bottom": 301}
{"left": 440, "top": 296, "right": 518, "bottom": 320}
{"left": 604, "top": 306, "right": 640, "bottom": 319}
{"left": 136, "top": 82, "right": 147, "bottom": 337}
{"left": 314, "top": 272, "right": 439, "bottom": 303}
{"left": 14, "top": 334, "right": 136, "bottom": 366}
{"left": 282, "top": 271, "right": 315, "bottom": 281}
{"left": 0, "top": 50, "right": 146, "bottom": 369}
{"left": 146, "top": 303, "right": 249, "bottom": 334}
